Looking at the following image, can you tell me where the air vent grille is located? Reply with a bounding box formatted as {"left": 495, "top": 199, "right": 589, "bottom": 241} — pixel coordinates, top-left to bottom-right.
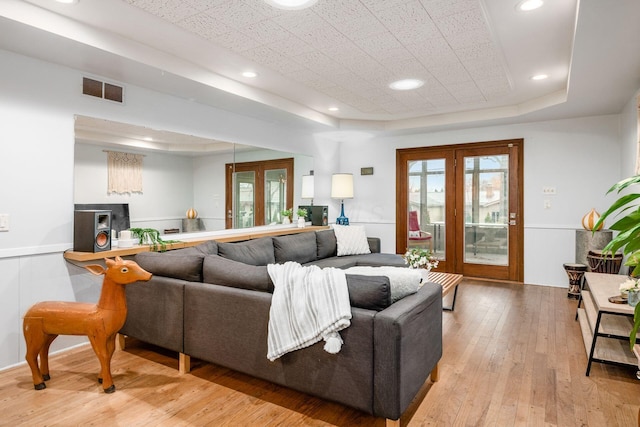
{"left": 82, "top": 77, "right": 124, "bottom": 103}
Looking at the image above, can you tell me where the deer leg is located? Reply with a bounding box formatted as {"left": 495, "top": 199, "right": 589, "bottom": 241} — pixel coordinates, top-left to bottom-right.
{"left": 23, "top": 319, "right": 46, "bottom": 390}
{"left": 89, "top": 335, "right": 115, "bottom": 393}
{"left": 39, "top": 334, "right": 57, "bottom": 381}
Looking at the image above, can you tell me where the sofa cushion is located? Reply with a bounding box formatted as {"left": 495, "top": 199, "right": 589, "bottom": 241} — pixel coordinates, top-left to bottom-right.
{"left": 193, "top": 240, "right": 218, "bottom": 255}
{"left": 203, "top": 255, "right": 274, "bottom": 292}
{"left": 345, "top": 274, "right": 391, "bottom": 311}
{"left": 134, "top": 252, "right": 204, "bottom": 282}
{"left": 316, "top": 229, "right": 337, "bottom": 259}
{"left": 218, "top": 237, "right": 275, "bottom": 266}
{"left": 332, "top": 225, "right": 371, "bottom": 256}
{"left": 273, "top": 232, "right": 317, "bottom": 264}
{"left": 345, "top": 266, "right": 422, "bottom": 303}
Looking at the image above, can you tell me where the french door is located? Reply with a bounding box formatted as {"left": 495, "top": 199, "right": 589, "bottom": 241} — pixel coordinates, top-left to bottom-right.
{"left": 225, "top": 158, "right": 294, "bottom": 229}
{"left": 396, "top": 140, "right": 523, "bottom": 282}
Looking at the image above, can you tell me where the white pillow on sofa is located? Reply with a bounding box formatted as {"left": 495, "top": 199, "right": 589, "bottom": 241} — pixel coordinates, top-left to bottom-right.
{"left": 332, "top": 225, "right": 371, "bottom": 256}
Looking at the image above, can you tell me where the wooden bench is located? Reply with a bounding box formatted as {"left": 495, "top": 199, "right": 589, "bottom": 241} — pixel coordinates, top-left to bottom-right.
{"left": 428, "top": 271, "right": 463, "bottom": 311}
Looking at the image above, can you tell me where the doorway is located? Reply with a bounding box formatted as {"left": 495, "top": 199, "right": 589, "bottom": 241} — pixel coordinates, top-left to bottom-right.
{"left": 225, "top": 158, "right": 294, "bottom": 229}
{"left": 396, "top": 140, "right": 523, "bottom": 282}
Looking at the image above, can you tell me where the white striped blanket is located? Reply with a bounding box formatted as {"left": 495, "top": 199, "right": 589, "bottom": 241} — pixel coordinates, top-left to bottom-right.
{"left": 266, "top": 262, "right": 351, "bottom": 362}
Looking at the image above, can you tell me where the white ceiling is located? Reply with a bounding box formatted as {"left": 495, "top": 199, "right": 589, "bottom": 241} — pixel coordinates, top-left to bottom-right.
{"left": 1, "top": 0, "right": 639, "bottom": 137}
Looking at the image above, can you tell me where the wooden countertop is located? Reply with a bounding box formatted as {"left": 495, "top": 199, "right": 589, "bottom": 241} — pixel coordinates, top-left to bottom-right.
{"left": 63, "top": 225, "right": 329, "bottom": 262}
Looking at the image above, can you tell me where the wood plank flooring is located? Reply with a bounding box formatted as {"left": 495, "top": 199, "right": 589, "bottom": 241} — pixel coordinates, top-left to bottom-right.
{"left": 2, "top": 279, "right": 640, "bottom": 426}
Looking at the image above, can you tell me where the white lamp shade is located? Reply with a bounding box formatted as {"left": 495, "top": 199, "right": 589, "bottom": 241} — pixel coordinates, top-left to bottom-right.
{"left": 301, "top": 175, "right": 314, "bottom": 199}
{"left": 331, "top": 173, "right": 354, "bottom": 199}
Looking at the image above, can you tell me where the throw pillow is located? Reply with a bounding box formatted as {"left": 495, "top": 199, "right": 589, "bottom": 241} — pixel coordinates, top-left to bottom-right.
{"left": 332, "top": 225, "right": 371, "bottom": 257}
{"left": 408, "top": 231, "right": 421, "bottom": 238}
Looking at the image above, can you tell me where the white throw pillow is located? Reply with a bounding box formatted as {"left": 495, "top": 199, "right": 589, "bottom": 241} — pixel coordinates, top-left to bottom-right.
{"left": 333, "top": 225, "right": 371, "bottom": 256}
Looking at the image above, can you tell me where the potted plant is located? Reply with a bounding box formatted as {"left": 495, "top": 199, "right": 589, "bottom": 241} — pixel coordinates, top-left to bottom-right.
{"left": 296, "top": 208, "right": 308, "bottom": 228}
{"left": 592, "top": 175, "right": 640, "bottom": 351}
{"left": 281, "top": 209, "right": 292, "bottom": 224}
{"left": 403, "top": 248, "right": 439, "bottom": 271}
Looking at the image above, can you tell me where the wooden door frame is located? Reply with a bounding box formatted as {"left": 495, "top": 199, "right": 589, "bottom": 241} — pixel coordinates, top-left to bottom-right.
{"left": 225, "top": 158, "right": 294, "bottom": 229}
{"left": 396, "top": 139, "right": 524, "bottom": 282}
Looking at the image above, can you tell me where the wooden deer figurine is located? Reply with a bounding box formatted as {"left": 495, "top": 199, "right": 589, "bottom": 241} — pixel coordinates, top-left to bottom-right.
{"left": 23, "top": 256, "right": 151, "bottom": 393}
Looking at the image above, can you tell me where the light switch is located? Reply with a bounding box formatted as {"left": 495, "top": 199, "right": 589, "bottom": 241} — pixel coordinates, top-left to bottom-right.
{"left": 542, "top": 187, "right": 556, "bottom": 195}
{"left": 0, "top": 214, "right": 9, "bottom": 232}
{"left": 544, "top": 200, "right": 551, "bottom": 209}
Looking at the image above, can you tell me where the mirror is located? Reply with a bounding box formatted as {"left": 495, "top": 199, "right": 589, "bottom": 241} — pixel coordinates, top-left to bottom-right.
{"left": 73, "top": 115, "right": 314, "bottom": 236}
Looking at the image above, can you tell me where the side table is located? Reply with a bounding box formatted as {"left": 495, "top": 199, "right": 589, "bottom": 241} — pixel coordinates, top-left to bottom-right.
{"left": 576, "top": 272, "right": 637, "bottom": 376}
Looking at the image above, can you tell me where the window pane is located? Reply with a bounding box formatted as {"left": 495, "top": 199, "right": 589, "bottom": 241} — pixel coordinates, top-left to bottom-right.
{"left": 463, "top": 155, "right": 509, "bottom": 265}
{"left": 234, "top": 171, "right": 255, "bottom": 229}
{"left": 265, "top": 168, "right": 287, "bottom": 224}
{"left": 407, "top": 159, "right": 445, "bottom": 258}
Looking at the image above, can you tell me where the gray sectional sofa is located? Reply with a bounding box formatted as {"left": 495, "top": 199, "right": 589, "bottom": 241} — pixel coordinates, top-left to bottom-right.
{"left": 120, "top": 229, "right": 442, "bottom": 423}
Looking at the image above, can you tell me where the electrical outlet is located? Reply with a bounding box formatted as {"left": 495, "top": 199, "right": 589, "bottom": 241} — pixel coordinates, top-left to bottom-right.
{"left": 0, "top": 214, "right": 9, "bottom": 232}
{"left": 544, "top": 200, "right": 551, "bottom": 209}
{"left": 542, "top": 186, "right": 556, "bottom": 195}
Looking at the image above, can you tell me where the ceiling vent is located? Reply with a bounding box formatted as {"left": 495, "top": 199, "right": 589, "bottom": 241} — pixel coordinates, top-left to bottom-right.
{"left": 82, "top": 77, "right": 124, "bottom": 103}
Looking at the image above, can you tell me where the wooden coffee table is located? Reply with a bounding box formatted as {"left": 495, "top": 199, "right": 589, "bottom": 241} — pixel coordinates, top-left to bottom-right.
{"left": 428, "top": 272, "right": 463, "bottom": 311}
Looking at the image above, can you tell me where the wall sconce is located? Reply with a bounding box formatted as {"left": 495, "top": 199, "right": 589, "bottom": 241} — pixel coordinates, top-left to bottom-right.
{"left": 331, "top": 173, "right": 353, "bottom": 225}
{"left": 301, "top": 174, "right": 314, "bottom": 205}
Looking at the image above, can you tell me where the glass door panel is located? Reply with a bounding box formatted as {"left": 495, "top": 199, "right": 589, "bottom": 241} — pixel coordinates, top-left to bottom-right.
{"left": 463, "top": 155, "right": 509, "bottom": 266}
{"left": 234, "top": 171, "right": 255, "bottom": 229}
{"left": 265, "top": 168, "right": 287, "bottom": 225}
{"left": 407, "top": 159, "right": 446, "bottom": 259}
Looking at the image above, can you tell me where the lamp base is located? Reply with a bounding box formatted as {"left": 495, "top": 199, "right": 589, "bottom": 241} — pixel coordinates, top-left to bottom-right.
{"left": 336, "top": 201, "right": 350, "bottom": 225}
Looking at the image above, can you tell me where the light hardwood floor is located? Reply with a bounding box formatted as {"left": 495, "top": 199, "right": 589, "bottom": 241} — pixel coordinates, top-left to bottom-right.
{"left": 2, "top": 279, "right": 640, "bottom": 426}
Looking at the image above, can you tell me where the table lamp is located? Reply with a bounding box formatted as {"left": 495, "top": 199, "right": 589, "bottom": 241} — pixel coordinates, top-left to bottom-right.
{"left": 301, "top": 174, "right": 314, "bottom": 205}
{"left": 331, "top": 173, "right": 353, "bottom": 225}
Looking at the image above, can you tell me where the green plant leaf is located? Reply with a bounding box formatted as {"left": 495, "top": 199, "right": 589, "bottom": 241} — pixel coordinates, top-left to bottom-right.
{"left": 609, "top": 209, "right": 640, "bottom": 231}
{"left": 609, "top": 175, "right": 640, "bottom": 194}
{"left": 593, "top": 193, "right": 640, "bottom": 231}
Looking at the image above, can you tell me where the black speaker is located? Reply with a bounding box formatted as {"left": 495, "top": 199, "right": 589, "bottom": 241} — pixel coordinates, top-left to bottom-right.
{"left": 74, "top": 210, "right": 112, "bottom": 252}
{"left": 299, "top": 205, "right": 328, "bottom": 226}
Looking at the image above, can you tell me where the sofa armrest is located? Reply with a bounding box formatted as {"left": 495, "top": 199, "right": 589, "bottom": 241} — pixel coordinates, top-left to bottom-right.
{"left": 367, "top": 237, "right": 381, "bottom": 253}
{"left": 120, "top": 276, "right": 186, "bottom": 353}
{"left": 372, "top": 282, "right": 442, "bottom": 420}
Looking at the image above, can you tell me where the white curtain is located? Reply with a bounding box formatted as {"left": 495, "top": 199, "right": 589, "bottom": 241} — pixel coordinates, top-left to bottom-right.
{"left": 107, "top": 151, "right": 143, "bottom": 194}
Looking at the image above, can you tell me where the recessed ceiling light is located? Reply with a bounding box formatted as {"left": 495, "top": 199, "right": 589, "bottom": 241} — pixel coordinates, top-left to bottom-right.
{"left": 264, "top": 0, "right": 317, "bottom": 10}
{"left": 143, "top": 137, "right": 153, "bottom": 142}
{"left": 389, "top": 79, "right": 424, "bottom": 91}
{"left": 517, "top": 0, "right": 543, "bottom": 11}
{"left": 530, "top": 74, "right": 548, "bottom": 81}
{"left": 242, "top": 71, "right": 258, "bottom": 78}
{"left": 328, "top": 107, "right": 339, "bottom": 112}
{"left": 55, "top": 0, "right": 79, "bottom": 4}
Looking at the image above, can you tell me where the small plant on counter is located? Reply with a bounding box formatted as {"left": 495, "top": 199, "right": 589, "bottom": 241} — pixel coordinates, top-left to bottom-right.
{"left": 129, "top": 228, "right": 179, "bottom": 252}
{"left": 296, "top": 208, "right": 308, "bottom": 219}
